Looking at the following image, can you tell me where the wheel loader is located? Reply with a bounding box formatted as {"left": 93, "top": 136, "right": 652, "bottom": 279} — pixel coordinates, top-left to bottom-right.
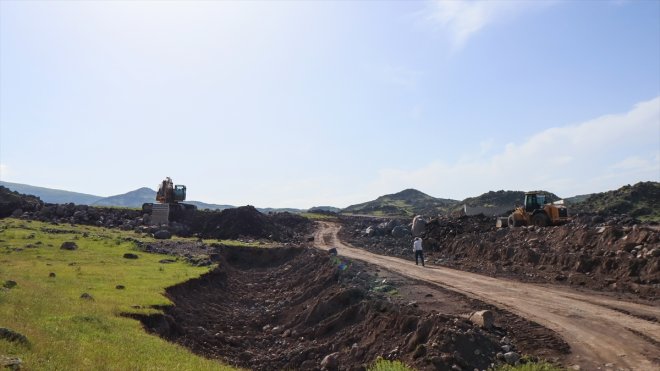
{"left": 506, "top": 191, "right": 569, "bottom": 227}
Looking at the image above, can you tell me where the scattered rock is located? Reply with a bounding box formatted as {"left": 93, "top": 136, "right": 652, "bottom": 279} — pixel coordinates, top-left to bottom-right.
{"left": 60, "top": 241, "right": 78, "bottom": 250}
{"left": 468, "top": 310, "right": 494, "bottom": 329}
{"left": 0, "top": 328, "right": 29, "bottom": 345}
{"left": 391, "top": 225, "right": 411, "bottom": 238}
{"left": 320, "top": 352, "right": 339, "bottom": 370}
{"left": 123, "top": 253, "right": 139, "bottom": 259}
{"left": 49, "top": 272, "right": 56, "bottom": 278}
{"left": 503, "top": 351, "right": 520, "bottom": 365}
{"left": 80, "top": 293, "right": 94, "bottom": 300}
{"left": 0, "top": 355, "right": 22, "bottom": 370}
{"left": 116, "top": 285, "right": 125, "bottom": 290}
{"left": 159, "top": 259, "right": 177, "bottom": 264}
{"left": 153, "top": 230, "right": 172, "bottom": 240}
{"left": 2, "top": 281, "right": 17, "bottom": 289}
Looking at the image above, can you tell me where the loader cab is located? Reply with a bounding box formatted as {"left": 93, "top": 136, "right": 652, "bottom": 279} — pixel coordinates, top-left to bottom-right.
{"left": 524, "top": 193, "right": 546, "bottom": 212}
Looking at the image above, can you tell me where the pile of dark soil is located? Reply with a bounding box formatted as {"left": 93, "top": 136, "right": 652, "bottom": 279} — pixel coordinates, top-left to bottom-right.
{"left": 130, "top": 246, "right": 560, "bottom": 370}
{"left": 5, "top": 189, "right": 313, "bottom": 243}
{"left": 340, "top": 215, "right": 659, "bottom": 299}
{"left": 187, "top": 206, "right": 313, "bottom": 242}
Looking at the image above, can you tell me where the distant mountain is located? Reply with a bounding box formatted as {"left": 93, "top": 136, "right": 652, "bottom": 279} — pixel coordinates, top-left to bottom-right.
{"left": 455, "top": 190, "right": 562, "bottom": 217}
{"left": 570, "top": 181, "right": 660, "bottom": 220}
{"left": 92, "top": 187, "right": 156, "bottom": 208}
{"left": 258, "top": 207, "right": 303, "bottom": 214}
{"left": 342, "top": 189, "right": 459, "bottom": 216}
{"left": 308, "top": 206, "right": 341, "bottom": 213}
{"left": 0, "top": 181, "right": 103, "bottom": 205}
{"left": 186, "top": 200, "right": 234, "bottom": 211}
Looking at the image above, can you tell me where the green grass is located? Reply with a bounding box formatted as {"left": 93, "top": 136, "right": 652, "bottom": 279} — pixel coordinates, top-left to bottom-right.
{"left": 300, "top": 212, "right": 336, "bottom": 220}
{"left": 368, "top": 358, "right": 415, "bottom": 371}
{"left": 0, "top": 219, "right": 234, "bottom": 370}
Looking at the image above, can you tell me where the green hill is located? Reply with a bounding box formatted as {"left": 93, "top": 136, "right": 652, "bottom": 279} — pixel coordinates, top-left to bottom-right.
{"left": 342, "top": 189, "right": 459, "bottom": 216}
{"left": 570, "top": 181, "right": 660, "bottom": 220}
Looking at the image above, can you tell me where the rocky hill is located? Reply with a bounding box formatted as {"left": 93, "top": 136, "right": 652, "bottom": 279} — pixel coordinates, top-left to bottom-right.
{"left": 454, "top": 190, "right": 562, "bottom": 217}
{"left": 342, "top": 189, "right": 459, "bottom": 216}
{"left": 570, "top": 181, "right": 660, "bottom": 220}
{"left": 0, "top": 186, "right": 43, "bottom": 218}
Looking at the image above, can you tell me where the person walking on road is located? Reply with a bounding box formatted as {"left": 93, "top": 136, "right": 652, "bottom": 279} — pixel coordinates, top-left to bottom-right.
{"left": 413, "top": 237, "right": 424, "bottom": 267}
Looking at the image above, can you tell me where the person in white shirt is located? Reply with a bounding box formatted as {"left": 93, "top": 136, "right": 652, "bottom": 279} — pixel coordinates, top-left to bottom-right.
{"left": 413, "top": 237, "right": 424, "bottom": 267}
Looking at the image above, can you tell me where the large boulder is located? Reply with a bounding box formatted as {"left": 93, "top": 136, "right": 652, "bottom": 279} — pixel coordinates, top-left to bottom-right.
{"left": 412, "top": 215, "right": 426, "bottom": 237}
{"left": 154, "top": 230, "right": 172, "bottom": 240}
{"left": 468, "top": 310, "right": 494, "bottom": 329}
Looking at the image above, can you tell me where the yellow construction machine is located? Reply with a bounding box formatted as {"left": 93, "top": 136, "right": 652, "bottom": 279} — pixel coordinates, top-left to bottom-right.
{"left": 507, "top": 191, "right": 569, "bottom": 227}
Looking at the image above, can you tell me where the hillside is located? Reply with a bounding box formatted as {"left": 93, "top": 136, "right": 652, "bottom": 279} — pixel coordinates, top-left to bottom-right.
{"left": 0, "top": 181, "right": 103, "bottom": 205}
{"left": 92, "top": 187, "right": 156, "bottom": 207}
{"left": 570, "top": 181, "right": 660, "bottom": 220}
{"left": 455, "top": 190, "right": 562, "bottom": 217}
{"left": 342, "top": 189, "right": 459, "bottom": 216}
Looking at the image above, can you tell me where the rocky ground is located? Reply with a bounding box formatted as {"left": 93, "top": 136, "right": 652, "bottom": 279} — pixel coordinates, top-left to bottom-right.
{"left": 339, "top": 214, "right": 659, "bottom": 300}
{"left": 129, "top": 245, "right": 569, "bottom": 370}
{"left": 0, "top": 186, "right": 313, "bottom": 244}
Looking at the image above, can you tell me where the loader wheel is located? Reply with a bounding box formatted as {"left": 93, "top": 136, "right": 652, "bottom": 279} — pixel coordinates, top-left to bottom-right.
{"left": 508, "top": 215, "right": 526, "bottom": 227}
{"left": 532, "top": 213, "right": 550, "bottom": 227}
{"left": 507, "top": 215, "right": 515, "bottom": 228}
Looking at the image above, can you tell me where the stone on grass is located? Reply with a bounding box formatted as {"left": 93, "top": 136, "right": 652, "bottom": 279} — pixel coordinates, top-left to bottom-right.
{"left": 60, "top": 241, "right": 78, "bottom": 250}
{"left": 80, "top": 293, "right": 94, "bottom": 301}
{"left": 153, "top": 230, "right": 172, "bottom": 240}
{"left": 0, "top": 328, "right": 29, "bottom": 345}
{"left": 0, "top": 355, "right": 22, "bottom": 370}
{"left": 2, "top": 280, "right": 17, "bottom": 289}
{"left": 123, "top": 253, "right": 139, "bottom": 259}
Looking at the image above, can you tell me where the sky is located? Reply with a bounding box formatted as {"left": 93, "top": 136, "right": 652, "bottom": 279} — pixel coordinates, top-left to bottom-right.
{"left": 1, "top": 0, "right": 659, "bottom": 209}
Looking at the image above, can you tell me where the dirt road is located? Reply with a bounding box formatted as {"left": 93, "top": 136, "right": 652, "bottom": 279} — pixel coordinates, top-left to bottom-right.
{"left": 314, "top": 222, "right": 660, "bottom": 370}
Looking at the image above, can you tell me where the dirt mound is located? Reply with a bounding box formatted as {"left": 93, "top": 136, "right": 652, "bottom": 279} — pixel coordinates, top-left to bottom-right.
{"left": 130, "top": 246, "right": 537, "bottom": 370}
{"left": 188, "top": 206, "right": 313, "bottom": 242}
{"left": 0, "top": 186, "right": 43, "bottom": 218}
{"left": 340, "top": 215, "right": 659, "bottom": 298}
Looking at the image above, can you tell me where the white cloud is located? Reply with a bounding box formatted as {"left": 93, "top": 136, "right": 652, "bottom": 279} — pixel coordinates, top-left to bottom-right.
{"left": 368, "top": 96, "right": 660, "bottom": 199}
{"left": 425, "top": 0, "right": 552, "bottom": 49}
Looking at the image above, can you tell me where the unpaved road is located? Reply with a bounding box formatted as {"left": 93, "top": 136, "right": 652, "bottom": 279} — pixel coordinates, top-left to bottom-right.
{"left": 314, "top": 221, "right": 660, "bottom": 371}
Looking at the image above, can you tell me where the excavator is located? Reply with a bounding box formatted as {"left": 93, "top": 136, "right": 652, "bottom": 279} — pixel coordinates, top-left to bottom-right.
{"left": 506, "top": 191, "right": 570, "bottom": 227}
{"left": 142, "top": 177, "right": 197, "bottom": 224}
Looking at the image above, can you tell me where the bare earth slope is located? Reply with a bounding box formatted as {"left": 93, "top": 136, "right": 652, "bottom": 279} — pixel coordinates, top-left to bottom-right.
{"left": 314, "top": 222, "right": 660, "bottom": 371}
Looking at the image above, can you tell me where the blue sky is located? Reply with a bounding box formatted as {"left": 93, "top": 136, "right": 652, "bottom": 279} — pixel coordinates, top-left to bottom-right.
{"left": 1, "top": 0, "right": 659, "bottom": 208}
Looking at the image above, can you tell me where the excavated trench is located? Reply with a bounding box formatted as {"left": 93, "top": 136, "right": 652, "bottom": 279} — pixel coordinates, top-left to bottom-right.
{"left": 128, "top": 246, "right": 554, "bottom": 370}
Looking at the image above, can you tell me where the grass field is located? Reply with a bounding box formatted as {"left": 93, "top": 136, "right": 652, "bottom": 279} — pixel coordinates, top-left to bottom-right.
{"left": 0, "top": 218, "right": 234, "bottom": 370}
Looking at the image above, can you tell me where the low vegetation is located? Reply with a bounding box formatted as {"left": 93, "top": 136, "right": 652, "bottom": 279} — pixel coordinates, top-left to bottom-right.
{"left": 0, "top": 219, "right": 231, "bottom": 370}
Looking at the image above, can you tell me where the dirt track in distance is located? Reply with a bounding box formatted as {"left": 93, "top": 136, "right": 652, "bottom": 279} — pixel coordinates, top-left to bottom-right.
{"left": 314, "top": 222, "right": 660, "bottom": 371}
